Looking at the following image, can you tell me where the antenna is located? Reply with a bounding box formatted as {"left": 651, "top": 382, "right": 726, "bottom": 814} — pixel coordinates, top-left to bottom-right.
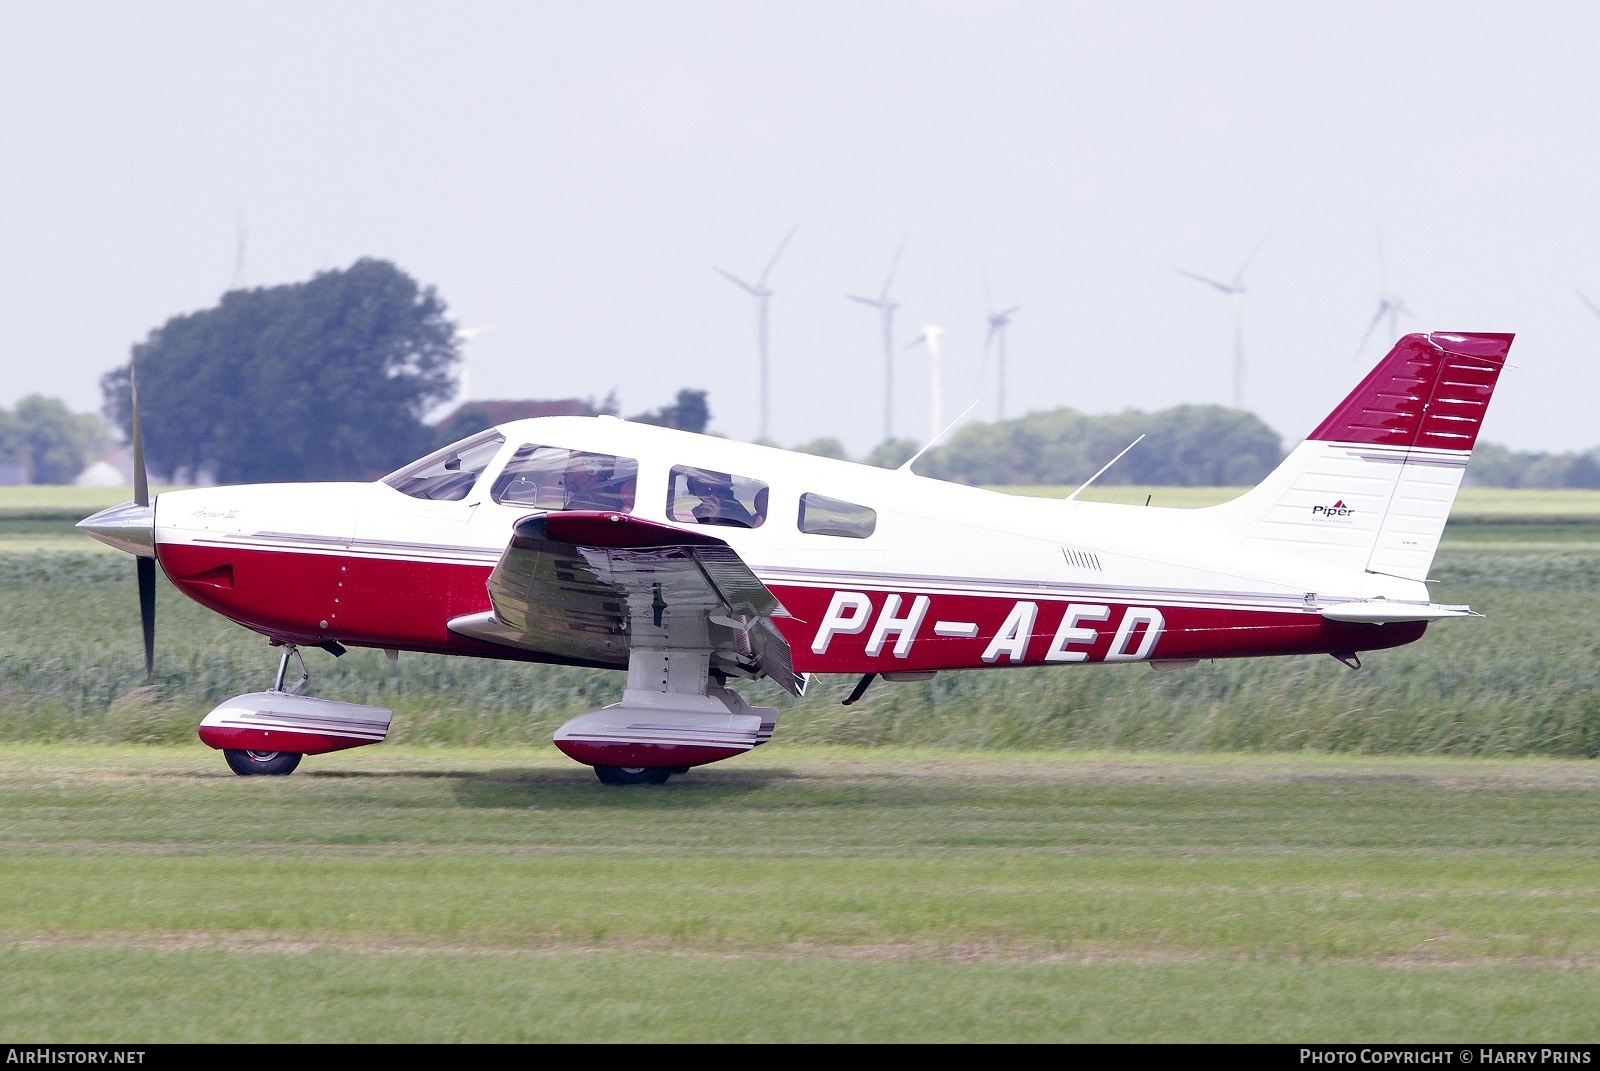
{"left": 905, "top": 324, "right": 945, "bottom": 441}
{"left": 1175, "top": 223, "right": 1274, "bottom": 409}
{"left": 848, "top": 234, "right": 908, "bottom": 443}
{"left": 1065, "top": 434, "right": 1145, "bottom": 501}
{"left": 715, "top": 226, "right": 797, "bottom": 440}
{"left": 898, "top": 397, "right": 982, "bottom": 473}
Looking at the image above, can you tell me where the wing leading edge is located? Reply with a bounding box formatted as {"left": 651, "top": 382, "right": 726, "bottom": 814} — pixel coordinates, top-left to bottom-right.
{"left": 447, "top": 511, "right": 807, "bottom": 696}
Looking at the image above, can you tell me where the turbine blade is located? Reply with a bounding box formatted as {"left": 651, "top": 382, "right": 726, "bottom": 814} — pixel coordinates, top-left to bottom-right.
{"left": 1355, "top": 301, "right": 1388, "bottom": 356}
{"left": 1577, "top": 289, "right": 1600, "bottom": 322}
{"left": 714, "top": 267, "right": 760, "bottom": 295}
{"left": 1233, "top": 222, "right": 1277, "bottom": 288}
{"left": 880, "top": 233, "right": 907, "bottom": 302}
{"left": 847, "top": 294, "right": 884, "bottom": 308}
{"left": 1174, "top": 267, "right": 1236, "bottom": 294}
{"left": 758, "top": 225, "right": 798, "bottom": 287}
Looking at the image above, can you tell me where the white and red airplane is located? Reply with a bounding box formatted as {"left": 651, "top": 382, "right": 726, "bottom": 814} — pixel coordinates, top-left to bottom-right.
{"left": 79, "top": 331, "right": 1510, "bottom": 783}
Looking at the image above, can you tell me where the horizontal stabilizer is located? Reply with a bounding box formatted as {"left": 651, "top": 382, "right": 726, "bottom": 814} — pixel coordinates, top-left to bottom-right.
{"left": 1319, "top": 601, "right": 1479, "bottom": 624}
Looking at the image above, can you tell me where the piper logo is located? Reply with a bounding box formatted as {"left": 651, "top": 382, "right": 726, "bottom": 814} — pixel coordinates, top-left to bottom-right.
{"left": 1311, "top": 499, "right": 1355, "bottom": 521}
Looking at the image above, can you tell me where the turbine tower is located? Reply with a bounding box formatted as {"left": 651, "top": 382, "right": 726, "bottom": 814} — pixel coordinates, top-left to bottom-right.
{"left": 1175, "top": 226, "right": 1274, "bottom": 409}
{"left": 1356, "top": 229, "right": 1412, "bottom": 360}
{"left": 906, "top": 324, "right": 945, "bottom": 441}
{"left": 715, "top": 226, "right": 797, "bottom": 441}
{"left": 848, "top": 235, "right": 908, "bottom": 444}
{"left": 980, "top": 273, "right": 1020, "bottom": 421}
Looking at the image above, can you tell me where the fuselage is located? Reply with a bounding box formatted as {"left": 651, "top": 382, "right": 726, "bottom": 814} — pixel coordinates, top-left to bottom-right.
{"left": 146, "top": 416, "right": 1426, "bottom": 676}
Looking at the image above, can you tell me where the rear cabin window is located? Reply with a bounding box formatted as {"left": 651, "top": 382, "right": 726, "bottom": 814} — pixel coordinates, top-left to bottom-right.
{"left": 667, "top": 465, "right": 767, "bottom": 529}
{"left": 382, "top": 431, "right": 506, "bottom": 502}
{"left": 798, "top": 493, "right": 877, "bottom": 538}
{"left": 491, "top": 445, "right": 638, "bottom": 512}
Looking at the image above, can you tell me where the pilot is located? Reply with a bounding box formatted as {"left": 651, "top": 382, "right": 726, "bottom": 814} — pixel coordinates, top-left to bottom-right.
{"left": 686, "top": 472, "right": 757, "bottom": 528}
{"left": 562, "top": 454, "right": 625, "bottom": 510}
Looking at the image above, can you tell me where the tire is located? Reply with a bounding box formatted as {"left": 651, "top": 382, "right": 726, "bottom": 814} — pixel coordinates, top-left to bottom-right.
{"left": 593, "top": 765, "right": 672, "bottom": 785}
{"left": 224, "top": 749, "right": 303, "bottom": 777}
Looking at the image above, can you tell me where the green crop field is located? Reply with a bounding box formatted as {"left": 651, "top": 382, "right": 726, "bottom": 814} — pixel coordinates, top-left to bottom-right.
{"left": 1, "top": 485, "right": 1597, "bottom": 1040}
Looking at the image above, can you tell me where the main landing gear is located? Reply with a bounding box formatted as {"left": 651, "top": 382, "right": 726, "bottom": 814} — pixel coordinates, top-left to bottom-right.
{"left": 593, "top": 765, "right": 676, "bottom": 786}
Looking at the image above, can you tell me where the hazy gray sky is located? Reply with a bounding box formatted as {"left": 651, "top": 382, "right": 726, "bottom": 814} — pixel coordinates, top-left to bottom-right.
{"left": 4, "top": 1, "right": 1599, "bottom": 455}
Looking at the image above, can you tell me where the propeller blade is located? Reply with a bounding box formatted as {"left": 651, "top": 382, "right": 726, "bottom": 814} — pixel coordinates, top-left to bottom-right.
{"left": 137, "top": 555, "right": 156, "bottom": 678}
{"left": 130, "top": 357, "right": 156, "bottom": 677}
{"left": 131, "top": 361, "right": 148, "bottom": 508}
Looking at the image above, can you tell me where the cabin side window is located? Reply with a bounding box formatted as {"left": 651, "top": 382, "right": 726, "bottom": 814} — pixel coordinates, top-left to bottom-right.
{"left": 491, "top": 445, "right": 638, "bottom": 511}
{"left": 667, "top": 465, "right": 767, "bottom": 528}
{"left": 797, "top": 492, "right": 876, "bottom": 539}
{"left": 382, "top": 431, "right": 507, "bottom": 502}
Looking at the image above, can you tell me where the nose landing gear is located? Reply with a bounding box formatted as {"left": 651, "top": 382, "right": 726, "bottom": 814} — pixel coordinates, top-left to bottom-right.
{"left": 198, "top": 642, "right": 393, "bottom": 777}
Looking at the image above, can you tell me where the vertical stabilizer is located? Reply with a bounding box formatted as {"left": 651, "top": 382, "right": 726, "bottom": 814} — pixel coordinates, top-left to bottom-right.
{"left": 1205, "top": 332, "right": 1512, "bottom": 581}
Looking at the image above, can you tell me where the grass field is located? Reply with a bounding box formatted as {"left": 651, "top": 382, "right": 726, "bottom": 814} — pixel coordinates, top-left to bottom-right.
{"left": 2, "top": 485, "right": 1597, "bottom": 1040}
{"left": 0, "top": 745, "right": 1597, "bottom": 1041}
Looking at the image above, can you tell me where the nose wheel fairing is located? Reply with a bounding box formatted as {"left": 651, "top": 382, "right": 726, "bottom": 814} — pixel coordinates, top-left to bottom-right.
{"left": 197, "top": 690, "right": 393, "bottom": 756}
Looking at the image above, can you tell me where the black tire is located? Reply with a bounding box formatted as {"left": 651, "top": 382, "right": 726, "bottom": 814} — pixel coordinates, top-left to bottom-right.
{"left": 224, "top": 749, "right": 303, "bottom": 777}
{"left": 593, "top": 765, "right": 672, "bottom": 785}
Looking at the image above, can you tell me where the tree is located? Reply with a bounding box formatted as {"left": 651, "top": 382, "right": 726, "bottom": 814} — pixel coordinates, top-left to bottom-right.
{"left": 101, "top": 259, "right": 459, "bottom": 483}
{"left": 917, "top": 405, "right": 1283, "bottom": 486}
{"left": 13, "top": 395, "right": 100, "bottom": 484}
{"left": 864, "top": 438, "right": 919, "bottom": 469}
{"left": 792, "top": 437, "right": 850, "bottom": 461}
{"left": 629, "top": 389, "right": 710, "bottom": 434}
{"left": 433, "top": 403, "right": 496, "bottom": 448}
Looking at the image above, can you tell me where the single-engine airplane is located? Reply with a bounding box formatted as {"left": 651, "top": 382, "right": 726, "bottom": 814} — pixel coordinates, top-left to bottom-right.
{"left": 79, "top": 331, "right": 1511, "bottom": 784}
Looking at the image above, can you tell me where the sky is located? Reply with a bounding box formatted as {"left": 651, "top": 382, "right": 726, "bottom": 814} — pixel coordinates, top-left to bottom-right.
{"left": 4, "top": 0, "right": 1600, "bottom": 457}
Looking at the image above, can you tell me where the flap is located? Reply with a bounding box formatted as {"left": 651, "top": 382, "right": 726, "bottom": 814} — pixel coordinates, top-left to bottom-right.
{"left": 450, "top": 511, "right": 806, "bottom": 696}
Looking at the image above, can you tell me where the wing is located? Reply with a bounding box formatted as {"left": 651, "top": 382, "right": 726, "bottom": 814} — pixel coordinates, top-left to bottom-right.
{"left": 447, "top": 511, "right": 807, "bottom": 696}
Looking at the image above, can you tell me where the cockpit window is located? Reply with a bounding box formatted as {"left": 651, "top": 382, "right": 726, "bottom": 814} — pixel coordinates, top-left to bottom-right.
{"left": 798, "top": 493, "right": 876, "bottom": 538}
{"left": 382, "top": 430, "right": 506, "bottom": 501}
{"left": 668, "top": 465, "right": 767, "bottom": 529}
{"left": 491, "top": 445, "right": 638, "bottom": 512}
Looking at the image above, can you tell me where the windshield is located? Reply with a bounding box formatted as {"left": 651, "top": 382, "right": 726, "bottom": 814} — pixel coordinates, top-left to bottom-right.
{"left": 382, "top": 430, "right": 507, "bottom": 501}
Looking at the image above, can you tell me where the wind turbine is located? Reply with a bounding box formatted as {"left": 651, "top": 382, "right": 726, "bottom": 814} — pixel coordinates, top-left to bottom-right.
{"left": 715, "top": 226, "right": 797, "bottom": 441}
{"left": 847, "top": 234, "right": 908, "bottom": 443}
{"left": 1356, "top": 230, "right": 1412, "bottom": 360}
{"left": 1174, "top": 226, "right": 1274, "bottom": 410}
{"left": 905, "top": 324, "right": 945, "bottom": 441}
{"left": 979, "top": 273, "right": 1020, "bottom": 421}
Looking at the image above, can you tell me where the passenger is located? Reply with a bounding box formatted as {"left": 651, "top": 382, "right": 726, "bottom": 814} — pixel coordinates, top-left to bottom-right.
{"left": 687, "top": 472, "right": 757, "bottom": 527}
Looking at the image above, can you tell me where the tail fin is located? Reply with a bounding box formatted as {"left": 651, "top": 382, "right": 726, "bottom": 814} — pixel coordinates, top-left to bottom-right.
{"left": 1206, "top": 332, "right": 1512, "bottom": 581}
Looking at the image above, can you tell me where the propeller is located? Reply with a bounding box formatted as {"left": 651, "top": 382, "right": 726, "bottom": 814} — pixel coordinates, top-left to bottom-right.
{"left": 131, "top": 363, "right": 155, "bottom": 677}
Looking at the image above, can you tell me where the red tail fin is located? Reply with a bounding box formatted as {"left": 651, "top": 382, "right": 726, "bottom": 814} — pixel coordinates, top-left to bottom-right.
{"left": 1308, "top": 332, "right": 1513, "bottom": 451}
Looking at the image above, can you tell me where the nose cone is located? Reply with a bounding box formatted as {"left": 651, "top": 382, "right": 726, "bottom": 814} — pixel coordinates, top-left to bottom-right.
{"left": 77, "top": 501, "right": 156, "bottom": 557}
